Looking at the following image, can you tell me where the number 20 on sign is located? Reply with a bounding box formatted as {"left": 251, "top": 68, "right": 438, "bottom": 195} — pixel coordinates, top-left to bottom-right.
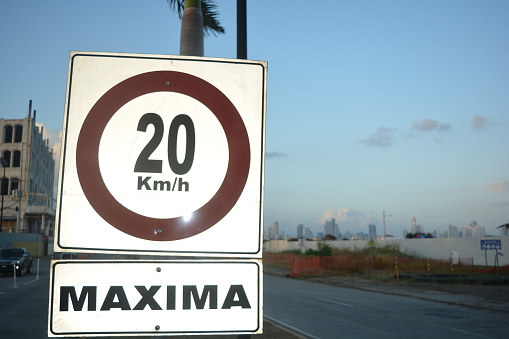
{"left": 55, "top": 52, "right": 267, "bottom": 256}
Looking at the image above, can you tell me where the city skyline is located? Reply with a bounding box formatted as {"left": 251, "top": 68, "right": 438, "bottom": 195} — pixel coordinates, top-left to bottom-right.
{"left": 266, "top": 216, "right": 494, "bottom": 240}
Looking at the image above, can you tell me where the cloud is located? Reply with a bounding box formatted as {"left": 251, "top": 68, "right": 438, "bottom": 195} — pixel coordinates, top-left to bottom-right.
{"left": 35, "top": 123, "right": 60, "bottom": 154}
{"left": 359, "top": 127, "right": 397, "bottom": 148}
{"left": 486, "top": 181, "right": 509, "bottom": 193}
{"left": 471, "top": 115, "right": 489, "bottom": 130}
{"left": 319, "top": 208, "right": 390, "bottom": 236}
{"left": 412, "top": 119, "right": 452, "bottom": 132}
{"left": 265, "top": 151, "right": 288, "bottom": 158}
{"left": 321, "top": 208, "right": 361, "bottom": 223}
{"left": 319, "top": 208, "right": 373, "bottom": 230}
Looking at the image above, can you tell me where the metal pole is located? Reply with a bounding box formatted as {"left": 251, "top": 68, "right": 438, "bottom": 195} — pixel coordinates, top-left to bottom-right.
{"left": 237, "top": 0, "right": 247, "bottom": 59}
{"left": 485, "top": 248, "right": 488, "bottom": 275}
{"left": 237, "top": 4, "right": 252, "bottom": 338}
{"left": 495, "top": 249, "right": 499, "bottom": 276}
{"left": 16, "top": 142, "right": 23, "bottom": 233}
{"left": 382, "top": 210, "right": 386, "bottom": 239}
{"left": 13, "top": 264, "right": 18, "bottom": 289}
{"left": 0, "top": 160, "right": 7, "bottom": 232}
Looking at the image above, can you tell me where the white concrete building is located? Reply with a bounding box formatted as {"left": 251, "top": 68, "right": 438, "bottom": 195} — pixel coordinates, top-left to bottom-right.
{"left": 1, "top": 105, "right": 55, "bottom": 237}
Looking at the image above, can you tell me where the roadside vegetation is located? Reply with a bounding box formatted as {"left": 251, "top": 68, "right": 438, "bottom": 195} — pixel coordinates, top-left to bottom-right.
{"left": 264, "top": 243, "right": 509, "bottom": 285}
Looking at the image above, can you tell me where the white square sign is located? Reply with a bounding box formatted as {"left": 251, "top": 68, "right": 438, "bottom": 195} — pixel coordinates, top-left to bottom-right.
{"left": 55, "top": 52, "right": 266, "bottom": 257}
{"left": 48, "top": 260, "right": 262, "bottom": 337}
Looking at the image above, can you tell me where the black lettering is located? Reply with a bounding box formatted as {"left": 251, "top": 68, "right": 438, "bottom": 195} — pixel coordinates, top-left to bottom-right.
{"left": 167, "top": 286, "right": 176, "bottom": 310}
{"left": 133, "top": 286, "right": 162, "bottom": 310}
{"left": 60, "top": 286, "right": 97, "bottom": 311}
{"left": 183, "top": 285, "right": 217, "bottom": 310}
{"left": 153, "top": 180, "right": 171, "bottom": 191}
{"left": 137, "top": 176, "right": 152, "bottom": 190}
{"left": 168, "top": 114, "right": 195, "bottom": 175}
{"left": 100, "top": 286, "right": 131, "bottom": 311}
{"left": 222, "top": 285, "right": 251, "bottom": 309}
{"left": 178, "top": 177, "right": 189, "bottom": 192}
{"left": 134, "top": 113, "right": 164, "bottom": 173}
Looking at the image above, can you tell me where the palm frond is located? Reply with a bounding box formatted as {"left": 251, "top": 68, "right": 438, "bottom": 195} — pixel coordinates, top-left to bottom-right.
{"left": 201, "top": 0, "right": 225, "bottom": 36}
{"left": 167, "top": 0, "right": 224, "bottom": 36}
{"left": 166, "top": 0, "right": 184, "bottom": 17}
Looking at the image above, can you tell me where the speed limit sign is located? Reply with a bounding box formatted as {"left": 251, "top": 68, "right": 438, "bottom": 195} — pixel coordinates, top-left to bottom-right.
{"left": 55, "top": 52, "right": 267, "bottom": 257}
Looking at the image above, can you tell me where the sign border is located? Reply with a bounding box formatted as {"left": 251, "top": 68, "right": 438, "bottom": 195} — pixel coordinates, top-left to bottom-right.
{"left": 48, "top": 259, "right": 262, "bottom": 337}
{"left": 55, "top": 52, "right": 267, "bottom": 256}
{"left": 480, "top": 239, "right": 502, "bottom": 250}
{"left": 76, "top": 70, "right": 250, "bottom": 241}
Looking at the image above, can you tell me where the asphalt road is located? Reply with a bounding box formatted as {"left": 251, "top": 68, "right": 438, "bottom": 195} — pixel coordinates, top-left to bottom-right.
{"left": 0, "top": 258, "right": 50, "bottom": 339}
{"left": 264, "top": 274, "right": 509, "bottom": 339}
{"left": 2, "top": 259, "right": 508, "bottom": 339}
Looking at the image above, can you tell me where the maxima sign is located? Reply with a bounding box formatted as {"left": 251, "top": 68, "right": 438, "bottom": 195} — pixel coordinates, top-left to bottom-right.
{"left": 48, "top": 260, "right": 262, "bottom": 337}
{"left": 55, "top": 52, "right": 266, "bottom": 257}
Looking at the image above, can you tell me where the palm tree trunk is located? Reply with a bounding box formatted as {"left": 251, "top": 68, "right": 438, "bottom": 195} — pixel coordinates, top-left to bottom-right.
{"left": 180, "top": 0, "right": 204, "bottom": 56}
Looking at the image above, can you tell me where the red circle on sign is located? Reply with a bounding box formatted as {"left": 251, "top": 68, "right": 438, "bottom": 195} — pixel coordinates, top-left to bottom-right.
{"left": 76, "top": 71, "right": 250, "bottom": 241}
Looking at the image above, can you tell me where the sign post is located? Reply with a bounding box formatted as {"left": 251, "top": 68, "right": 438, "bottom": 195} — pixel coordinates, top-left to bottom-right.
{"left": 50, "top": 52, "right": 266, "bottom": 337}
{"left": 480, "top": 239, "right": 502, "bottom": 274}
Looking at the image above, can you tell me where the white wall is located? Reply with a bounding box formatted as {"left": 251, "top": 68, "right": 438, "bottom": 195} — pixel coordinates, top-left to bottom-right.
{"left": 264, "top": 237, "right": 509, "bottom": 266}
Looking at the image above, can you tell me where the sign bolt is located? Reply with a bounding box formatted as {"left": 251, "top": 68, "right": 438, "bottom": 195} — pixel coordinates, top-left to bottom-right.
{"left": 165, "top": 81, "right": 171, "bottom": 86}
{"left": 155, "top": 325, "right": 160, "bottom": 331}
{"left": 156, "top": 229, "right": 163, "bottom": 234}
{"left": 156, "top": 267, "right": 161, "bottom": 272}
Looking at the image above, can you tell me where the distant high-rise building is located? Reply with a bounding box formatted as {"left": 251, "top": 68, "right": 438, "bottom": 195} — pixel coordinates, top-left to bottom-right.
{"left": 304, "top": 227, "right": 314, "bottom": 238}
{"left": 468, "top": 220, "right": 485, "bottom": 237}
{"left": 461, "top": 226, "right": 469, "bottom": 238}
{"left": 411, "top": 217, "right": 425, "bottom": 234}
{"left": 433, "top": 229, "right": 441, "bottom": 238}
{"left": 447, "top": 224, "right": 459, "bottom": 238}
{"left": 323, "top": 218, "right": 340, "bottom": 238}
{"left": 411, "top": 217, "right": 418, "bottom": 234}
{"left": 268, "top": 221, "right": 279, "bottom": 240}
{"left": 296, "top": 224, "right": 304, "bottom": 238}
{"left": 368, "top": 224, "right": 377, "bottom": 238}
{"left": 355, "top": 232, "right": 367, "bottom": 240}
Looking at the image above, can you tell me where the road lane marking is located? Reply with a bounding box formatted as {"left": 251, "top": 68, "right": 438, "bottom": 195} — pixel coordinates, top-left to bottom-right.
{"left": 24, "top": 279, "right": 38, "bottom": 285}
{"left": 264, "top": 314, "right": 321, "bottom": 339}
{"left": 446, "top": 327, "right": 495, "bottom": 339}
{"left": 318, "top": 297, "right": 354, "bottom": 307}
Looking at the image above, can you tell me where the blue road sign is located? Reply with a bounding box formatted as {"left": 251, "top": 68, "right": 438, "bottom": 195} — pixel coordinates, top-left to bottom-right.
{"left": 480, "top": 239, "right": 501, "bottom": 251}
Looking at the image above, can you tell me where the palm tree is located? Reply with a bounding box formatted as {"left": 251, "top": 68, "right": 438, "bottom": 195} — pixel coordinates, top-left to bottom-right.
{"left": 497, "top": 223, "right": 509, "bottom": 236}
{"left": 167, "top": 0, "right": 224, "bottom": 56}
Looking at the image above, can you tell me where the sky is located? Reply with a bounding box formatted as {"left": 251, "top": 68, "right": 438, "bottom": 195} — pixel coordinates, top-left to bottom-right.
{"left": 1, "top": 0, "right": 508, "bottom": 238}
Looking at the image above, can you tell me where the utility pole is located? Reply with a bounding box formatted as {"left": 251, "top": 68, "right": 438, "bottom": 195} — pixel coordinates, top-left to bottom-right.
{"left": 0, "top": 158, "right": 8, "bottom": 232}
{"left": 383, "top": 209, "right": 392, "bottom": 240}
{"left": 237, "top": 0, "right": 247, "bottom": 59}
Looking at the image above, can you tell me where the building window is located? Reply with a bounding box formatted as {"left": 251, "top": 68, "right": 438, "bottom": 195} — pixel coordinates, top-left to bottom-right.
{"left": 2, "top": 151, "right": 11, "bottom": 167}
{"left": 1, "top": 177, "right": 8, "bottom": 196}
{"left": 3, "top": 125, "right": 13, "bottom": 143}
{"left": 1, "top": 151, "right": 11, "bottom": 167}
{"left": 14, "top": 125, "right": 23, "bottom": 143}
{"left": 13, "top": 151, "right": 21, "bottom": 167}
{"left": 10, "top": 178, "right": 19, "bottom": 194}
